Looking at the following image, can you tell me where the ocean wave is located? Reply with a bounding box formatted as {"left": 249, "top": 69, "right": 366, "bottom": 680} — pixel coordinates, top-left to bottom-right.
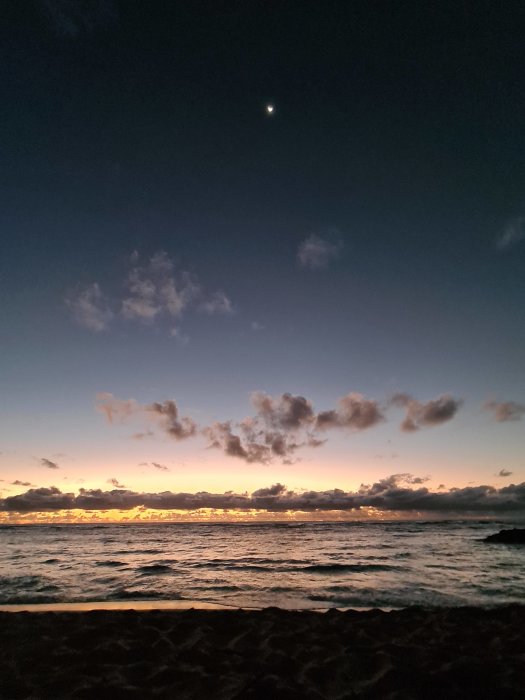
{"left": 301, "top": 564, "right": 402, "bottom": 574}
{"left": 137, "top": 564, "right": 173, "bottom": 575}
{"left": 106, "top": 588, "right": 184, "bottom": 600}
{"left": 95, "top": 560, "right": 127, "bottom": 567}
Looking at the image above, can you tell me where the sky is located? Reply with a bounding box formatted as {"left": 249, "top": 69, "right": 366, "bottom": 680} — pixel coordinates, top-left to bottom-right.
{"left": 1, "top": 0, "right": 525, "bottom": 521}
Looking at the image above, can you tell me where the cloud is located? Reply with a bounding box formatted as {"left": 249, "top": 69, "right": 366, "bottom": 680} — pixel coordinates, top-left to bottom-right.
{"left": 132, "top": 431, "right": 155, "bottom": 440}
{"left": 203, "top": 422, "right": 274, "bottom": 464}
{"left": 151, "top": 462, "right": 170, "bottom": 472}
{"left": 11, "top": 480, "right": 35, "bottom": 487}
{"left": 496, "top": 216, "right": 525, "bottom": 250}
{"left": 96, "top": 393, "right": 139, "bottom": 423}
{"left": 496, "top": 469, "right": 513, "bottom": 477}
{"left": 42, "top": 0, "right": 118, "bottom": 37}
{"left": 66, "top": 283, "right": 114, "bottom": 331}
{"left": 147, "top": 401, "right": 197, "bottom": 440}
{"left": 251, "top": 392, "right": 315, "bottom": 430}
{"left": 122, "top": 251, "right": 200, "bottom": 322}
{"left": 96, "top": 393, "right": 197, "bottom": 441}
{"left": 3, "top": 476, "right": 525, "bottom": 514}
{"left": 316, "top": 393, "right": 384, "bottom": 431}
{"left": 40, "top": 458, "right": 59, "bottom": 470}
{"left": 107, "top": 478, "right": 126, "bottom": 489}
{"left": 205, "top": 391, "right": 382, "bottom": 464}
{"left": 484, "top": 400, "right": 525, "bottom": 422}
{"left": 297, "top": 234, "right": 343, "bottom": 269}
{"left": 67, "top": 251, "right": 233, "bottom": 333}
{"left": 98, "top": 388, "right": 459, "bottom": 465}
{"left": 200, "top": 291, "right": 234, "bottom": 315}
{"left": 391, "top": 393, "right": 462, "bottom": 431}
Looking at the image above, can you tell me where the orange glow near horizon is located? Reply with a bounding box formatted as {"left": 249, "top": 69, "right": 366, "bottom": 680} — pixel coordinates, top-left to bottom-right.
{"left": 0, "top": 506, "right": 414, "bottom": 525}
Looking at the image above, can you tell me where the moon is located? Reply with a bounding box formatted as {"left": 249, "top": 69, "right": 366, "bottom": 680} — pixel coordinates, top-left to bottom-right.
{"left": 266, "top": 104, "right": 274, "bottom": 114}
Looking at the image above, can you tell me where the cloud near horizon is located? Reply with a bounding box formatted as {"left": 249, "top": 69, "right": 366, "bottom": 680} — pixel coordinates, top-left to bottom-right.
{"left": 2, "top": 474, "right": 525, "bottom": 514}
{"left": 68, "top": 251, "right": 233, "bottom": 332}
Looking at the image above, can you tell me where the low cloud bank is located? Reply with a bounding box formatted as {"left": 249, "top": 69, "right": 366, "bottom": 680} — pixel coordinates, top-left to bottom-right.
{"left": 3, "top": 475, "right": 525, "bottom": 514}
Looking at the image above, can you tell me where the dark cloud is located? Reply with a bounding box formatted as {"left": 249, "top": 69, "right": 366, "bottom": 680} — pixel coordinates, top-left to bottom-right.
{"left": 11, "top": 480, "right": 35, "bottom": 487}
{"left": 391, "top": 393, "right": 462, "bottom": 431}
{"left": 206, "top": 391, "right": 383, "bottom": 464}
{"left": 251, "top": 483, "right": 287, "bottom": 498}
{"left": 3, "top": 476, "right": 525, "bottom": 514}
{"left": 107, "top": 478, "right": 126, "bottom": 489}
{"left": 40, "top": 458, "right": 59, "bottom": 470}
{"left": 203, "top": 422, "right": 273, "bottom": 464}
{"left": 97, "top": 393, "right": 196, "bottom": 441}
{"left": 297, "top": 234, "right": 343, "bottom": 269}
{"left": 496, "top": 216, "right": 525, "bottom": 250}
{"left": 316, "top": 393, "right": 384, "bottom": 431}
{"left": 147, "top": 401, "right": 197, "bottom": 440}
{"left": 151, "top": 462, "right": 170, "bottom": 472}
{"left": 484, "top": 400, "right": 525, "bottom": 423}
{"left": 99, "top": 388, "right": 459, "bottom": 465}
{"left": 251, "top": 392, "right": 315, "bottom": 430}
{"left": 496, "top": 469, "right": 513, "bottom": 478}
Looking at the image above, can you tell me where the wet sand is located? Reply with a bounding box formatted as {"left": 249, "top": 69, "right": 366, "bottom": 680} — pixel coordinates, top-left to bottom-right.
{"left": 1, "top": 605, "right": 524, "bottom": 698}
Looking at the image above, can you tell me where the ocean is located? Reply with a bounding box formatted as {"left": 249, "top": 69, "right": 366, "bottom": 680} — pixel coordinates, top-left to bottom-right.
{"left": 1, "top": 520, "right": 524, "bottom": 609}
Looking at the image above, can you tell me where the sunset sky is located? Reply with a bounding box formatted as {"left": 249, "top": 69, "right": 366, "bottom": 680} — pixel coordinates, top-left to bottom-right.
{"left": 1, "top": 1, "right": 524, "bottom": 521}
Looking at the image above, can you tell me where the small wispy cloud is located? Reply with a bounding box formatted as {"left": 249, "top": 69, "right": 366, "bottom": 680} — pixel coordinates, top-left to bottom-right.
{"left": 297, "top": 234, "right": 343, "bottom": 269}
{"left": 40, "top": 458, "right": 59, "bottom": 470}
{"left": 496, "top": 469, "right": 513, "bottom": 478}
{"left": 200, "top": 290, "right": 234, "bottom": 315}
{"left": 67, "top": 251, "right": 233, "bottom": 334}
{"left": 42, "top": 0, "right": 118, "bottom": 37}
{"left": 97, "top": 393, "right": 197, "bottom": 441}
{"left": 107, "top": 478, "right": 126, "bottom": 489}
{"left": 66, "top": 283, "right": 113, "bottom": 332}
{"left": 496, "top": 216, "right": 525, "bottom": 250}
{"left": 484, "top": 400, "right": 525, "bottom": 422}
{"left": 11, "top": 480, "right": 35, "bottom": 487}
{"left": 152, "top": 462, "right": 170, "bottom": 472}
{"left": 121, "top": 251, "right": 200, "bottom": 322}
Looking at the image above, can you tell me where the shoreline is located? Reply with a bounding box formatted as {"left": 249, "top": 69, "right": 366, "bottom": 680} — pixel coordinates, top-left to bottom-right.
{"left": 2, "top": 605, "right": 524, "bottom": 698}
{"left": 0, "top": 599, "right": 397, "bottom": 613}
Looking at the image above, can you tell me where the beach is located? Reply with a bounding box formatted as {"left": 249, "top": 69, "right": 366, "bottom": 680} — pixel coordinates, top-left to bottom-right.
{"left": 1, "top": 605, "right": 525, "bottom": 699}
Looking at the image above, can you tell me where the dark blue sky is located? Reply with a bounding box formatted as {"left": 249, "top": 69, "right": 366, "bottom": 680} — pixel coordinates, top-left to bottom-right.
{"left": 1, "top": 1, "right": 524, "bottom": 517}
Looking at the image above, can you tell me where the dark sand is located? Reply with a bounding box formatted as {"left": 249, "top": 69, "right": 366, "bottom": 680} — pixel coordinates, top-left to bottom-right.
{"left": 1, "top": 606, "right": 525, "bottom": 699}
